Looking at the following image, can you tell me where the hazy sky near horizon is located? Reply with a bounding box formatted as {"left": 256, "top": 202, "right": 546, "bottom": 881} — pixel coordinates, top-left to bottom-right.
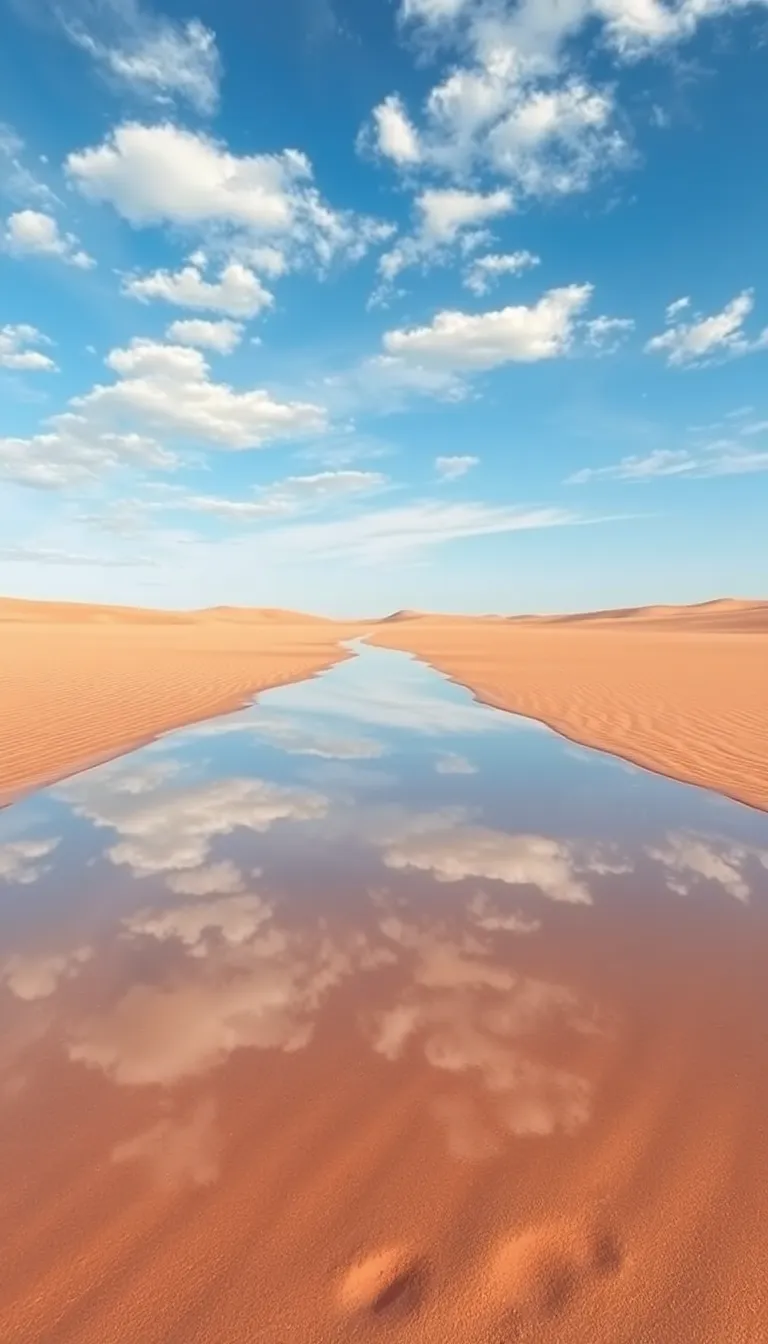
{"left": 1, "top": 0, "right": 767, "bottom": 616}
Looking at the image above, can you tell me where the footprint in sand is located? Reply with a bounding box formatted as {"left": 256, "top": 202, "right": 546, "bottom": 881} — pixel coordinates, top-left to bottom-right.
{"left": 490, "top": 1218, "right": 623, "bottom": 1320}
{"left": 338, "top": 1247, "right": 425, "bottom": 1320}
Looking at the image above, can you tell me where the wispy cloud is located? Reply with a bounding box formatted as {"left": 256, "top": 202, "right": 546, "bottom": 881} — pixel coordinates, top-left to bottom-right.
{"left": 646, "top": 291, "right": 768, "bottom": 367}
{"left": 568, "top": 441, "right": 768, "bottom": 484}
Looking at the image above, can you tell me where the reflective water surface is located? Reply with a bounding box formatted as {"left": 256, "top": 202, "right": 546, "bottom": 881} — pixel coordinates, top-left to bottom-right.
{"left": 2, "top": 642, "right": 768, "bottom": 1342}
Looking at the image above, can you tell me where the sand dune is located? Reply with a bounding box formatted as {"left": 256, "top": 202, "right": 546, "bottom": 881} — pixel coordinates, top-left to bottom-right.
{"left": 0, "top": 600, "right": 364, "bottom": 806}
{"left": 370, "top": 601, "right": 768, "bottom": 812}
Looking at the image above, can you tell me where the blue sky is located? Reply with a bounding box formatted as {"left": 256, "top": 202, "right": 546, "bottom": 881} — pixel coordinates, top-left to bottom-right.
{"left": 1, "top": 0, "right": 767, "bottom": 616}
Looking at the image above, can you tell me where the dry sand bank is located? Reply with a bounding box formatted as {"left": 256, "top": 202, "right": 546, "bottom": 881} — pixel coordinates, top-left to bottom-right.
{"left": 0, "top": 600, "right": 364, "bottom": 806}
{"left": 369, "top": 600, "right": 768, "bottom": 813}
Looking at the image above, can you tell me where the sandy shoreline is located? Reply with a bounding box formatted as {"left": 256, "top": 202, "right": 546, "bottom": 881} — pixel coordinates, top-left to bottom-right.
{"left": 1, "top": 596, "right": 767, "bottom": 812}
{"left": 0, "top": 600, "right": 365, "bottom": 808}
{"left": 368, "top": 600, "right": 768, "bottom": 814}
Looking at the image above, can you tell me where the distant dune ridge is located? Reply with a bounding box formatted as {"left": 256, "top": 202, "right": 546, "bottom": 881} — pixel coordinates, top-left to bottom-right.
{"left": 0, "top": 594, "right": 766, "bottom": 809}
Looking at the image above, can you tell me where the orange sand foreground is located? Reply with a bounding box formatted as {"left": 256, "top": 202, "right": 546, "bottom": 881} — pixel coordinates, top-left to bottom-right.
{"left": 1, "top": 593, "right": 767, "bottom": 811}
{"left": 2, "top": 594, "right": 768, "bottom": 1344}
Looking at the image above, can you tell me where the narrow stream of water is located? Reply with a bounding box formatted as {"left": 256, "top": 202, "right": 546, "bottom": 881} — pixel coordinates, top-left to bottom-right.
{"left": 2, "top": 642, "right": 767, "bottom": 1342}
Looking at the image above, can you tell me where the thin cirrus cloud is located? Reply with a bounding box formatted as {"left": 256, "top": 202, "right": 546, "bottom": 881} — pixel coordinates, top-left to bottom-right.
{"left": 568, "top": 442, "right": 768, "bottom": 485}
{"left": 3, "top": 209, "right": 95, "bottom": 269}
{"left": 40, "top": 0, "right": 222, "bottom": 115}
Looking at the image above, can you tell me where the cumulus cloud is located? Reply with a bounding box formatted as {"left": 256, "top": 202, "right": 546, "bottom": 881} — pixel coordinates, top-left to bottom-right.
{"left": 57, "top": 767, "right": 328, "bottom": 876}
{"left": 368, "top": 94, "right": 422, "bottom": 165}
{"left": 0, "top": 414, "right": 175, "bottom": 490}
{"left": 464, "top": 249, "right": 539, "bottom": 294}
{"left": 0, "top": 837, "right": 60, "bottom": 886}
{"left": 1, "top": 946, "right": 92, "bottom": 1000}
{"left": 645, "top": 290, "right": 768, "bottom": 367}
{"left": 382, "top": 823, "right": 598, "bottom": 902}
{"left": 66, "top": 121, "right": 391, "bottom": 272}
{"left": 648, "top": 832, "right": 768, "bottom": 903}
{"left": 383, "top": 284, "right": 592, "bottom": 371}
{"left": 0, "top": 324, "right": 56, "bottom": 372}
{"left": 73, "top": 337, "right": 328, "bottom": 450}
{"left": 3, "top": 209, "right": 95, "bottom": 268}
{"left": 68, "top": 901, "right": 382, "bottom": 1085}
{"left": 375, "top": 187, "right": 515, "bottom": 296}
{"left": 370, "top": 914, "right": 598, "bottom": 1153}
{"left": 434, "top": 454, "right": 479, "bottom": 480}
{"left": 165, "top": 318, "right": 244, "bottom": 353}
{"left": 126, "top": 261, "right": 273, "bottom": 319}
{"left": 55, "top": 1, "right": 221, "bottom": 114}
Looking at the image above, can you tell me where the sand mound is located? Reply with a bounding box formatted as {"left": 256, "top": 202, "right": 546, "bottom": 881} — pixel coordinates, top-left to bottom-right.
{"left": 338, "top": 1247, "right": 424, "bottom": 1317}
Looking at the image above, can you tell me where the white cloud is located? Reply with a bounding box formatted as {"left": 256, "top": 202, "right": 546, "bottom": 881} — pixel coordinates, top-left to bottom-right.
{"left": 0, "top": 838, "right": 60, "bottom": 886}
{"left": 74, "top": 337, "right": 328, "bottom": 450}
{"left": 0, "top": 543, "right": 151, "bottom": 567}
{"left": 401, "top": 0, "right": 471, "bottom": 21}
{"left": 165, "top": 318, "right": 244, "bottom": 353}
{"left": 666, "top": 296, "right": 690, "bottom": 322}
{"left": 419, "top": 186, "right": 514, "bottom": 241}
{"left": 67, "top": 121, "right": 391, "bottom": 271}
{"left": 1, "top": 946, "right": 92, "bottom": 1000}
{"left": 568, "top": 442, "right": 768, "bottom": 484}
{"left": 464, "top": 249, "right": 540, "bottom": 294}
{"left": 0, "top": 324, "right": 56, "bottom": 372}
{"left": 435, "top": 752, "right": 477, "bottom": 773}
{"left": 468, "top": 891, "right": 540, "bottom": 933}
{"left": 165, "top": 860, "right": 245, "bottom": 896}
{"left": 126, "top": 261, "right": 273, "bottom": 318}
{"left": 584, "top": 314, "right": 635, "bottom": 353}
{"left": 0, "top": 414, "right": 175, "bottom": 490}
{"left": 435, "top": 454, "right": 479, "bottom": 480}
{"left": 374, "top": 187, "right": 515, "bottom": 298}
{"left": 3, "top": 210, "right": 95, "bottom": 269}
{"left": 382, "top": 824, "right": 597, "bottom": 903}
{"left": 153, "top": 469, "right": 387, "bottom": 524}
{"left": 369, "top": 94, "right": 422, "bottom": 165}
{"left": 124, "top": 893, "right": 273, "bottom": 950}
{"left": 648, "top": 832, "right": 768, "bottom": 904}
{"left": 383, "top": 283, "right": 592, "bottom": 370}
{"left": 0, "top": 122, "right": 57, "bottom": 205}
{"left": 58, "top": 2, "right": 221, "bottom": 114}
{"left": 646, "top": 290, "right": 768, "bottom": 367}
{"left": 260, "top": 498, "right": 582, "bottom": 564}
{"left": 57, "top": 768, "right": 328, "bottom": 875}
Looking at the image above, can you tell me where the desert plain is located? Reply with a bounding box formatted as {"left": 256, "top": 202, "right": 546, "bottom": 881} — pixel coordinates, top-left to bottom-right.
{"left": 2, "top": 593, "right": 767, "bottom": 810}
{"left": 1, "top": 593, "right": 768, "bottom": 1344}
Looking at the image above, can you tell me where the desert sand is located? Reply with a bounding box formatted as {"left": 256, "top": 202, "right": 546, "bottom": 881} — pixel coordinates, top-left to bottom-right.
{"left": 369, "top": 599, "right": 768, "bottom": 813}
{"left": 0, "top": 598, "right": 363, "bottom": 807}
{"left": 2, "top": 595, "right": 767, "bottom": 812}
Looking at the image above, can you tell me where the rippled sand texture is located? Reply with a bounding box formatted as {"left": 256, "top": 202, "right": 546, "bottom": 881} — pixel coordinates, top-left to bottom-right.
{"left": 0, "top": 599, "right": 362, "bottom": 806}
{"left": 369, "top": 600, "right": 768, "bottom": 812}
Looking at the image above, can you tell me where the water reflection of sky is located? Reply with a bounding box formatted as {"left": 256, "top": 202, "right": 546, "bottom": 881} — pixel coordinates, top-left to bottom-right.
{"left": 2, "top": 641, "right": 768, "bottom": 1183}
